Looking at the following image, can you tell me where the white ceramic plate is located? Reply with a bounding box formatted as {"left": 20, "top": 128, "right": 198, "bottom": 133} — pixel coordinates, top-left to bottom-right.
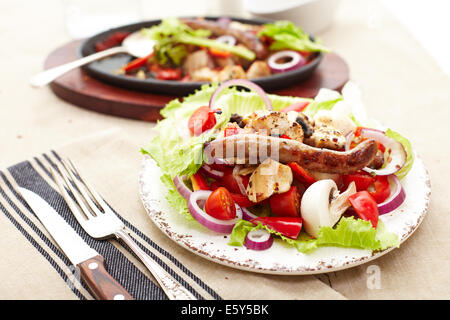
{"left": 139, "top": 153, "right": 431, "bottom": 275}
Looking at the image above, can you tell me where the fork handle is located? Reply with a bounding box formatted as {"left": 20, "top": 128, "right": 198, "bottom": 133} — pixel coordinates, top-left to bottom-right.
{"left": 115, "top": 229, "right": 197, "bottom": 300}
{"left": 78, "top": 255, "right": 134, "bottom": 300}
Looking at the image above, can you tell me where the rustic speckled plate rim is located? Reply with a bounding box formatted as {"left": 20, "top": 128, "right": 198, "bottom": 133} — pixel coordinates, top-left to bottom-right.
{"left": 138, "top": 152, "right": 431, "bottom": 275}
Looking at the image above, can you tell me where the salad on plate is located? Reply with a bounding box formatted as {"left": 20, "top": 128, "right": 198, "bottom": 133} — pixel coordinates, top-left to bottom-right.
{"left": 141, "top": 79, "right": 414, "bottom": 254}
{"left": 107, "top": 18, "right": 328, "bottom": 81}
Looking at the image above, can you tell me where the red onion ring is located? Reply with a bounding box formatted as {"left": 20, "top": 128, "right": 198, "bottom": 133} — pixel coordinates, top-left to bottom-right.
{"left": 209, "top": 79, "right": 273, "bottom": 111}
{"left": 215, "top": 35, "right": 236, "bottom": 47}
{"left": 345, "top": 128, "right": 407, "bottom": 176}
{"left": 187, "top": 190, "right": 242, "bottom": 234}
{"left": 200, "top": 164, "right": 224, "bottom": 179}
{"left": 244, "top": 229, "right": 273, "bottom": 251}
{"left": 216, "top": 17, "right": 231, "bottom": 28}
{"left": 173, "top": 175, "right": 192, "bottom": 199}
{"left": 378, "top": 175, "right": 406, "bottom": 215}
{"left": 241, "top": 207, "right": 258, "bottom": 221}
{"left": 267, "top": 50, "right": 306, "bottom": 73}
{"left": 232, "top": 165, "right": 247, "bottom": 196}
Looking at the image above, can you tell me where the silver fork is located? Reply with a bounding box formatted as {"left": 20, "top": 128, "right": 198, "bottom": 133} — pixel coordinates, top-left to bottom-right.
{"left": 49, "top": 158, "right": 197, "bottom": 300}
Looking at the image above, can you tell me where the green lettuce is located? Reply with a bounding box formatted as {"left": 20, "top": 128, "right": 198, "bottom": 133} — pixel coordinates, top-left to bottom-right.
{"left": 258, "top": 20, "right": 330, "bottom": 53}
{"left": 385, "top": 128, "right": 414, "bottom": 179}
{"left": 142, "top": 18, "right": 255, "bottom": 65}
{"left": 229, "top": 217, "right": 399, "bottom": 253}
{"left": 141, "top": 84, "right": 310, "bottom": 219}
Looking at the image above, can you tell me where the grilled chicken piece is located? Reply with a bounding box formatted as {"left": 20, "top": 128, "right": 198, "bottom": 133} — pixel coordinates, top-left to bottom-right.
{"left": 183, "top": 50, "right": 215, "bottom": 75}
{"left": 218, "top": 65, "right": 247, "bottom": 81}
{"left": 313, "top": 110, "right": 356, "bottom": 136}
{"left": 246, "top": 158, "right": 293, "bottom": 202}
{"left": 206, "top": 134, "right": 378, "bottom": 174}
{"left": 214, "top": 56, "right": 236, "bottom": 68}
{"left": 304, "top": 125, "right": 346, "bottom": 150}
{"left": 191, "top": 67, "right": 219, "bottom": 82}
{"left": 243, "top": 111, "right": 304, "bottom": 142}
{"left": 246, "top": 61, "right": 271, "bottom": 79}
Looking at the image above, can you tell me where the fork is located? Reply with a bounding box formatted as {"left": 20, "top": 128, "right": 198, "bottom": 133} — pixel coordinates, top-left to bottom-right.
{"left": 49, "top": 158, "right": 197, "bottom": 300}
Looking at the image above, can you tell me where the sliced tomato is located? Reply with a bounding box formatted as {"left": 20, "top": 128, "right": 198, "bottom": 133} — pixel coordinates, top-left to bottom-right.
{"left": 208, "top": 47, "right": 232, "bottom": 58}
{"left": 187, "top": 106, "right": 217, "bottom": 136}
{"left": 280, "top": 101, "right": 310, "bottom": 113}
{"left": 342, "top": 172, "right": 375, "bottom": 192}
{"left": 250, "top": 216, "right": 302, "bottom": 240}
{"left": 220, "top": 168, "right": 249, "bottom": 194}
{"left": 269, "top": 186, "right": 301, "bottom": 218}
{"left": 370, "top": 175, "right": 391, "bottom": 204}
{"left": 279, "top": 134, "right": 291, "bottom": 139}
{"left": 190, "top": 172, "right": 210, "bottom": 191}
{"left": 123, "top": 53, "right": 154, "bottom": 72}
{"left": 230, "top": 193, "right": 254, "bottom": 208}
{"left": 348, "top": 191, "right": 379, "bottom": 228}
{"left": 205, "top": 187, "right": 236, "bottom": 220}
{"left": 288, "top": 162, "right": 317, "bottom": 187}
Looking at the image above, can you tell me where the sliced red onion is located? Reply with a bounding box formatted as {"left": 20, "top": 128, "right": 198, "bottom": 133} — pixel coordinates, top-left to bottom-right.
{"left": 345, "top": 128, "right": 407, "bottom": 176}
{"left": 232, "top": 165, "right": 247, "bottom": 196}
{"left": 187, "top": 190, "right": 242, "bottom": 234}
{"left": 244, "top": 229, "right": 273, "bottom": 251}
{"left": 216, "top": 17, "right": 231, "bottom": 28}
{"left": 215, "top": 35, "right": 236, "bottom": 47}
{"left": 209, "top": 79, "right": 273, "bottom": 111}
{"left": 378, "top": 175, "right": 406, "bottom": 215}
{"left": 267, "top": 50, "right": 306, "bottom": 73}
{"left": 200, "top": 164, "right": 224, "bottom": 179}
{"left": 173, "top": 175, "right": 192, "bottom": 199}
{"left": 242, "top": 207, "right": 258, "bottom": 221}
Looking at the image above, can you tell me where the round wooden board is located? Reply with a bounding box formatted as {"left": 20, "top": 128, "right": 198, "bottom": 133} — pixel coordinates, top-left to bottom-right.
{"left": 45, "top": 40, "right": 350, "bottom": 122}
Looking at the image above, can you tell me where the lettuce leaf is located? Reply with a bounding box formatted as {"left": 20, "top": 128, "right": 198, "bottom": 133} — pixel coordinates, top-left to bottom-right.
{"left": 228, "top": 217, "right": 399, "bottom": 253}
{"left": 385, "top": 128, "right": 414, "bottom": 180}
{"left": 258, "top": 21, "right": 330, "bottom": 53}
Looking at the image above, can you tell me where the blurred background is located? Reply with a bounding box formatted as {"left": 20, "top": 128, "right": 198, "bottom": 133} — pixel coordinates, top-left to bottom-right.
{"left": 59, "top": 0, "right": 450, "bottom": 77}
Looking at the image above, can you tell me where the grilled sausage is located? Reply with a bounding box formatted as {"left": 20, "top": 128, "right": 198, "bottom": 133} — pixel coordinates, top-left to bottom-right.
{"left": 205, "top": 134, "right": 378, "bottom": 174}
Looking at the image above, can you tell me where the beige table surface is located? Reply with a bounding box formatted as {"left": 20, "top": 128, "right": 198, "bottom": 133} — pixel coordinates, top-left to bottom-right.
{"left": 0, "top": 0, "right": 449, "bottom": 299}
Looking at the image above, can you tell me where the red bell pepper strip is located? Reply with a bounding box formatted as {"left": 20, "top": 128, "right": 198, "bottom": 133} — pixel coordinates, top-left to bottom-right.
{"left": 208, "top": 47, "right": 232, "bottom": 58}
{"left": 230, "top": 193, "right": 254, "bottom": 208}
{"left": 288, "top": 162, "right": 317, "bottom": 187}
{"left": 279, "top": 134, "right": 291, "bottom": 139}
{"left": 269, "top": 186, "right": 301, "bottom": 218}
{"left": 123, "top": 53, "right": 153, "bottom": 72}
{"left": 250, "top": 216, "right": 302, "bottom": 240}
{"left": 348, "top": 191, "right": 379, "bottom": 228}
{"left": 370, "top": 175, "right": 391, "bottom": 204}
{"left": 280, "top": 101, "right": 310, "bottom": 113}
{"left": 155, "top": 67, "right": 183, "bottom": 80}
{"left": 187, "top": 106, "right": 217, "bottom": 136}
{"left": 190, "top": 172, "right": 210, "bottom": 191}
{"left": 224, "top": 127, "right": 239, "bottom": 137}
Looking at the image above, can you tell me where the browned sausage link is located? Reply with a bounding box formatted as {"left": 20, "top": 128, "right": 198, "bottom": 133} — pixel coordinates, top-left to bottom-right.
{"left": 181, "top": 19, "right": 267, "bottom": 59}
{"left": 207, "top": 134, "right": 378, "bottom": 174}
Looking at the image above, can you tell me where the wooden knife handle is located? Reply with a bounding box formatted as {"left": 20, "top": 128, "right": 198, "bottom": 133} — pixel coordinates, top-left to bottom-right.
{"left": 78, "top": 255, "right": 134, "bottom": 300}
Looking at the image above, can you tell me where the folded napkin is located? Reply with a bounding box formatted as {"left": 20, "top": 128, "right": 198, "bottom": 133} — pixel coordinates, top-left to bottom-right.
{"left": 0, "top": 128, "right": 345, "bottom": 300}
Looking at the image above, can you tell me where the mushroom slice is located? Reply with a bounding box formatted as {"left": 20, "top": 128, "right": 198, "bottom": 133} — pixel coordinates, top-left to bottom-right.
{"left": 300, "top": 180, "right": 356, "bottom": 238}
{"left": 246, "top": 158, "right": 293, "bottom": 203}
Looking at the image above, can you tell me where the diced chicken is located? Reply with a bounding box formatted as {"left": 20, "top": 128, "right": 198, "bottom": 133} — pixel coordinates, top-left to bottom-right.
{"left": 183, "top": 50, "right": 215, "bottom": 75}
{"left": 243, "top": 111, "right": 304, "bottom": 142}
{"left": 191, "top": 67, "right": 219, "bottom": 82}
{"left": 217, "top": 65, "right": 247, "bottom": 81}
{"left": 246, "top": 158, "right": 293, "bottom": 202}
{"left": 246, "top": 61, "right": 271, "bottom": 79}
{"left": 214, "top": 56, "right": 236, "bottom": 68}
{"left": 304, "top": 125, "right": 346, "bottom": 150}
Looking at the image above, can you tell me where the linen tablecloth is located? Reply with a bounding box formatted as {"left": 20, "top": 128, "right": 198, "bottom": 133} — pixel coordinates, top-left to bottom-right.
{"left": 0, "top": 0, "right": 449, "bottom": 299}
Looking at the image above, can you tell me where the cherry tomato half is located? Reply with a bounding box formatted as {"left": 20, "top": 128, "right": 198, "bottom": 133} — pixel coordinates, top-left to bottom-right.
{"left": 205, "top": 187, "right": 237, "bottom": 220}
{"left": 348, "top": 191, "right": 379, "bottom": 228}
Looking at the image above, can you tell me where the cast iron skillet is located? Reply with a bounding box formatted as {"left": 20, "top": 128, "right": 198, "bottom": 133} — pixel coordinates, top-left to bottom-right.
{"left": 78, "top": 17, "right": 323, "bottom": 96}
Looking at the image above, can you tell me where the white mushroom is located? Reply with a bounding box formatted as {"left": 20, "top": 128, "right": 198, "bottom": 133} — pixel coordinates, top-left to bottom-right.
{"left": 300, "top": 180, "right": 356, "bottom": 238}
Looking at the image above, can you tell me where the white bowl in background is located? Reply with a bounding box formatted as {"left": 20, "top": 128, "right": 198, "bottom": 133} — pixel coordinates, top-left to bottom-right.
{"left": 243, "top": 0, "right": 341, "bottom": 35}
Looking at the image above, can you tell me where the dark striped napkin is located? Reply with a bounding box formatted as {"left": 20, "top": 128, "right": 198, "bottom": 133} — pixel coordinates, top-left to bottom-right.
{"left": 0, "top": 151, "right": 221, "bottom": 300}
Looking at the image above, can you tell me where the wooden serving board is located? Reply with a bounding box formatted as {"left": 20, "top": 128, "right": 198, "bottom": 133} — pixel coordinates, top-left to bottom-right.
{"left": 45, "top": 40, "right": 349, "bottom": 122}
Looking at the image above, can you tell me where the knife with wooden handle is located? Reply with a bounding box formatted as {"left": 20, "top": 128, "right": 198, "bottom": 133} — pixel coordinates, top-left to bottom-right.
{"left": 19, "top": 187, "right": 134, "bottom": 300}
